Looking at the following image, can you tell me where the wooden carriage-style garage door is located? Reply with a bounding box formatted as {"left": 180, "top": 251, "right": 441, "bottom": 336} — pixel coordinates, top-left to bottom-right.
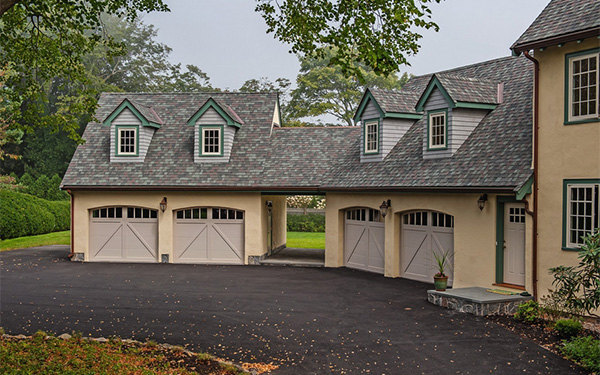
{"left": 89, "top": 207, "right": 158, "bottom": 262}
{"left": 401, "top": 211, "right": 454, "bottom": 285}
{"left": 173, "top": 207, "right": 244, "bottom": 264}
{"left": 344, "top": 208, "right": 385, "bottom": 274}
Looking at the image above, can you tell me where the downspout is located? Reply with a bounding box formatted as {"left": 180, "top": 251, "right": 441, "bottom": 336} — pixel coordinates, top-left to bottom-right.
{"left": 523, "top": 50, "right": 539, "bottom": 301}
{"left": 67, "top": 190, "right": 75, "bottom": 258}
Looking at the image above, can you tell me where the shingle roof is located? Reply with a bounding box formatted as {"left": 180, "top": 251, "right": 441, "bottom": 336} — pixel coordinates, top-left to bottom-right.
{"left": 63, "top": 56, "right": 532, "bottom": 192}
{"left": 369, "top": 88, "right": 422, "bottom": 114}
{"left": 211, "top": 98, "right": 245, "bottom": 125}
{"left": 435, "top": 74, "right": 499, "bottom": 105}
{"left": 128, "top": 100, "right": 164, "bottom": 126}
{"left": 512, "top": 0, "right": 600, "bottom": 52}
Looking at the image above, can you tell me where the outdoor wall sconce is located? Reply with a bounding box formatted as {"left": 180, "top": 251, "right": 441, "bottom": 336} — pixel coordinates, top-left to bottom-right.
{"left": 265, "top": 200, "right": 273, "bottom": 212}
{"left": 477, "top": 194, "right": 488, "bottom": 211}
{"left": 379, "top": 199, "right": 391, "bottom": 218}
{"left": 160, "top": 197, "right": 167, "bottom": 213}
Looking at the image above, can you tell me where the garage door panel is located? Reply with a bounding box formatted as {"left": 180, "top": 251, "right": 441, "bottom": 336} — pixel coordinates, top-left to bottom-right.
{"left": 210, "top": 226, "right": 243, "bottom": 261}
{"left": 124, "top": 223, "right": 157, "bottom": 260}
{"left": 344, "top": 208, "right": 385, "bottom": 274}
{"left": 174, "top": 222, "right": 209, "bottom": 261}
{"left": 90, "top": 222, "right": 123, "bottom": 259}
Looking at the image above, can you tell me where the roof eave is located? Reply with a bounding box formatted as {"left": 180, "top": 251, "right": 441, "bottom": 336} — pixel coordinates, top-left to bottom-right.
{"left": 511, "top": 27, "right": 600, "bottom": 54}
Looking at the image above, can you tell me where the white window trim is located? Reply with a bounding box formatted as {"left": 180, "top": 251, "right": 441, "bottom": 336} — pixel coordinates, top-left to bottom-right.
{"left": 117, "top": 127, "right": 137, "bottom": 156}
{"left": 566, "top": 182, "right": 599, "bottom": 248}
{"left": 428, "top": 111, "right": 447, "bottom": 149}
{"left": 567, "top": 51, "right": 599, "bottom": 122}
{"left": 364, "top": 120, "right": 379, "bottom": 154}
{"left": 201, "top": 127, "right": 222, "bottom": 156}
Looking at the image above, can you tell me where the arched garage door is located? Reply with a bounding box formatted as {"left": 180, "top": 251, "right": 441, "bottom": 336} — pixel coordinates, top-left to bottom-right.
{"left": 401, "top": 211, "right": 454, "bottom": 285}
{"left": 344, "top": 208, "right": 385, "bottom": 274}
{"left": 89, "top": 207, "right": 158, "bottom": 262}
{"left": 174, "top": 207, "right": 244, "bottom": 264}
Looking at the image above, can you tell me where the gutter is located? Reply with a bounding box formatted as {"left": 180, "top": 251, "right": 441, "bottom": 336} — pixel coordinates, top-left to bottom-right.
{"left": 67, "top": 190, "right": 75, "bottom": 258}
{"left": 523, "top": 50, "right": 539, "bottom": 301}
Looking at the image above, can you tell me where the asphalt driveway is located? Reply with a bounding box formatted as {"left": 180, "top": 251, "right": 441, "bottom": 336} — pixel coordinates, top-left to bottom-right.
{"left": 0, "top": 246, "right": 586, "bottom": 374}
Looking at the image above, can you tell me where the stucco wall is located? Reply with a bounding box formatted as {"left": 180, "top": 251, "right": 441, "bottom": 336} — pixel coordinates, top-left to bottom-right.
{"left": 325, "top": 192, "right": 533, "bottom": 291}
{"left": 535, "top": 38, "right": 600, "bottom": 298}
{"left": 72, "top": 191, "right": 266, "bottom": 264}
{"left": 262, "top": 195, "right": 287, "bottom": 251}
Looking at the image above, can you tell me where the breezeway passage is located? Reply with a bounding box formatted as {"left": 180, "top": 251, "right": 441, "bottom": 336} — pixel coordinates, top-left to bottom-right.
{"left": 0, "top": 246, "right": 586, "bottom": 375}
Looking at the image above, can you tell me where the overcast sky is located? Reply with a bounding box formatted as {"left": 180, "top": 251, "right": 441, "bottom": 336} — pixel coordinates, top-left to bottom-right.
{"left": 144, "top": 0, "right": 550, "bottom": 90}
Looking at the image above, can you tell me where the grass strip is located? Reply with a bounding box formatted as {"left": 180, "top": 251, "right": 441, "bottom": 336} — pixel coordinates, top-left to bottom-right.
{"left": 286, "top": 231, "right": 325, "bottom": 249}
{"left": 0, "top": 231, "right": 70, "bottom": 252}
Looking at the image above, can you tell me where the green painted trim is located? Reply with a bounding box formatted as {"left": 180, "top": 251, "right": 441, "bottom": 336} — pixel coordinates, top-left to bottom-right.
{"left": 415, "top": 76, "right": 455, "bottom": 112}
{"left": 516, "top": 174, "right": 534, "bottom": 201}
{"left": 362, "top": 118, "right": 380, "bottom": 155}
{"left": 114, "top": 125, "right": 140, "bottom": 157}
{"left": 455, "top": 102, "right": 497, "bottom": 110}
{"left": 383, "top": 112, "right": 423, "bottom": 120}
{"left": 103, "top": 99, "right": 161, "bottom": 128}
{"left": 199, "top": 125, "right": 224, "bottom": 157}
{"left": 426, "top": 108, "right": 449, "bottom": 151}
{"left": 564, "top": 48, "right": 600, "bottom": 125}
{"left": 354, "top": 89, "right": 384, "bottom": 123}
{"left": 561, "top": 178, "right": 600, "bottom": 250}
{"left": 496, "top": 196, "right": 520, "bottom": 284}
{"left": 188, "top": 98, "right": 242, "bottom": 128}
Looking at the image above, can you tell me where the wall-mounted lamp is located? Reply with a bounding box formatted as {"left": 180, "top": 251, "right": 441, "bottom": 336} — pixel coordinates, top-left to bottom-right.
{"left": 477, "top": 194, "right": 488, "bottom": 211}
{"left": 379, "top": 199, "right": 391, "bottom": 218}
{"left": 265, "top": 200, "right": 273, "bottom": 212}
{"left": 160, "top": 197, "right": 167, "bottom": 213}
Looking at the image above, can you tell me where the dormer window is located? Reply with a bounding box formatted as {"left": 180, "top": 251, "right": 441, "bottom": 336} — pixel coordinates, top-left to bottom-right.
{"left": 200, "top": 126, "right": 223, "bottom": 156}
{"left": 364, "top": 119, "right": 379, "bottom": 154}
{"left": 116, "top": 126, "right": 138, "bottom": 156}
{"left": 566, "top": 50, "right": 599, "bottom": 124}
{"left": 428, "top": 110, "right": 447, "bottom": 150}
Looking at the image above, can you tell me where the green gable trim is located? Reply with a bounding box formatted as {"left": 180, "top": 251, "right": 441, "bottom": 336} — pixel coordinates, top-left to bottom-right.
{"left": 198, "top": 125, "right": 225, "bottom": 157}
{"left": 455, "top": 102, "right": 497, "bottom": 110}
{"left": 353, "top": 89, "right": 384, "bottom": 123}
{"left": 516, "top": 174, "right": 534, "bottom": 201}
{"left": 114, "top": 125, "right": 140, "bottom": 157}
{"left": 564, "top": 48, "right": 600, "bottom": 125}
{"left": 562, "top": 178, "right": 600, "bottom": 251}
{"left": 496, "top": 196, "right": 520, "bottom": 284}
{"left": 384, "top": 113, "right": 423, "bottom": 120}
{"left": 188, "top": 98, "right": 242, "bottom": 128}
{"left": 415, "top": 76, "right": 455, "bottom": 112}
{"left": 103, "top": 99, "right": 161, "bottom": 128}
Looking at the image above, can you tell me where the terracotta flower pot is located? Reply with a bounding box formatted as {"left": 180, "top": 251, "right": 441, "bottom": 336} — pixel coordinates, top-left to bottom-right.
{"left": 433, "top": 275, "right": 449, "bottom": 291}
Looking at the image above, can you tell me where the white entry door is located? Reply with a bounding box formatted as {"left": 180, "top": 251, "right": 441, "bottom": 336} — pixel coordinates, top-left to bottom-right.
{"left": 401, "top": 211, "right": 454, "bottom": 285}
{"left": 504, "top": 203, "right": 526, "bottom": 286}
{"left": 174, "top": 207, "right": 244, "bottom": 264}
{"left": 344, "top": 208, "right": 385, "bottom": 274}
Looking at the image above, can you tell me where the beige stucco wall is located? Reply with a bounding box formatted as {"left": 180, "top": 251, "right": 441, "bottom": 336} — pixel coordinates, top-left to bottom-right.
{"left": 72, "top": 190, "right": 267, "bottom": 264}
{"left": 262, "top": 195, "right": 287, "bottom": 251}
{"left": 535, "top": 38, "right": 600, "bottom": 298}
{"left": 325, "top": 192, "right": 534, "bottom": 291}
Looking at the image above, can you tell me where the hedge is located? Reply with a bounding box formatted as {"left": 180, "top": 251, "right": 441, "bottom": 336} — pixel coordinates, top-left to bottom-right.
{"left": 0, "top": 190, "right": 70, "bottom": 240}
{"left": 287, "top": 213, "right": 325, "bottom": 232}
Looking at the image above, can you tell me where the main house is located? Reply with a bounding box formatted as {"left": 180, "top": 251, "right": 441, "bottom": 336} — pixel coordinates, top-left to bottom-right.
{"left": 62, "top": 0, "right": 599, "bottom": 300}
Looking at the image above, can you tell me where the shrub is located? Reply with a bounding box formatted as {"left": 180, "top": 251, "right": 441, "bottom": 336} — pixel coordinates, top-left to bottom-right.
{"left": 561, "top": 336, "right": 600, "bottom": 373}
{"left": 514, "top": 300, "right": 541, "bottom": 322}
{"left": 287, "top": 213, "right": 325, "bottom": 232}
{"left": 553, "top": 319, "right": 583, "bottom": 339}
{"left": 0, "top": 190, "right": 70, "bottom": 239}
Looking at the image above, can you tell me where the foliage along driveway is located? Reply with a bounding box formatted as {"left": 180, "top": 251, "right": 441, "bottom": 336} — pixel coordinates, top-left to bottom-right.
{"left": 0, "top": 246, "right": 587, "bottom": 374}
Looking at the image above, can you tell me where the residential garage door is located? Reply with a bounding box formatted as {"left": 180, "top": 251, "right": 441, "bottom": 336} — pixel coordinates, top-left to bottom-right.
{"left": 344, "top": 208, "right": 385, "bottom": 274}
{"left": 89, "top": 207, "right": 158, "bottom": 262}
{"left": 401, "top": 211, "right": 454, "bottom": 285}
{"left": 173, "top": 207, "right": 244, "bottom": 264}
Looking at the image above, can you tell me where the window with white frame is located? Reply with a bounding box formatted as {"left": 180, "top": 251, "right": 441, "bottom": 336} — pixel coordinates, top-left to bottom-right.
{"left": 567, "top": 50, "right": 599, "bottom": 122}
{"left": 117, "top": 127, "right": 137, "bottom": 155}
{"left": 364, "top": 120, "right": 379, "bottom": 154}
{"left": 565, "top": 181, "right": 599, "bottom": 248}
{"left": 428, "top": 111, "right": 446, "bottom": 149}
{"left": 201, "top": 127, "right": 221, "bottom": 156}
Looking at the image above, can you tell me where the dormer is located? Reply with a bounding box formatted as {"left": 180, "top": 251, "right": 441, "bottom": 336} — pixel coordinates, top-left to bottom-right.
{"left": 103, "top": 99, "right": 163, "bottom": 163}
{"left": 415, "top": 74, "right": 501, "bottom": 159}
{"left": 187, "top": 98, "right": 244, "bottom": 163}
{"left": 354, "top": 88, "right": 423, "bottom": 163}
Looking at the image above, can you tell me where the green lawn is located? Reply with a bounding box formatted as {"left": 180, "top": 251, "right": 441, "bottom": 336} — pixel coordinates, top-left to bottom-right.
{"left": 286, "top": 231, "right": 325, "bottom": 249}
{"left": 0, "top": 231, "right": 70, "bottom": 252}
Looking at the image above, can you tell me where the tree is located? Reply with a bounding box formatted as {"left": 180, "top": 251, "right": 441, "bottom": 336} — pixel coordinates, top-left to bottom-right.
{"left": 0, "top": 68, "right": 23, "bottom": 161}
{"left": 288, "top": 49, "right": 410, "bottom": 126}
{"left": 256, "top": 0, "right": 441, "bottom": 77}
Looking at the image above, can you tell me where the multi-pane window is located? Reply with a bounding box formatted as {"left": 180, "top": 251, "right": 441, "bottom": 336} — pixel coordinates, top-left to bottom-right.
{"left": 176, "top": 207, "right": 244, "bottom": 220}
{"left": 117, "top": 127, "right": 137, "bottom": 155}
{"left": 202, "top": 127, "right": 221, "bottom": 155}
{"left": 346, "top": 208, "right": 383, "bottom": 222}
{"left": 509, "top": 207, "right": 526, "bottom": 223}
{"left": 364, "top": 121, "right": 379, "bottom": 153}
{"left": 429, "top": 111, "right": 446, "bottom": 149}
{"left": 568, "top": 51, "right": 599, "bottom": 122}
{"left": 92, "top": 207, "right": 157, "bottom": 219}
{"left": 403, "top": 211, "right": 455, "bottom": 228}
{"left": 566, "top": 183, "right": 599, "bottom": 248}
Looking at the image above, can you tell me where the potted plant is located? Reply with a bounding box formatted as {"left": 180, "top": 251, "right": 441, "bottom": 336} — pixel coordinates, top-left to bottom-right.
{"left": 433, "top": 249, "right": 453, "bottom": 291}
